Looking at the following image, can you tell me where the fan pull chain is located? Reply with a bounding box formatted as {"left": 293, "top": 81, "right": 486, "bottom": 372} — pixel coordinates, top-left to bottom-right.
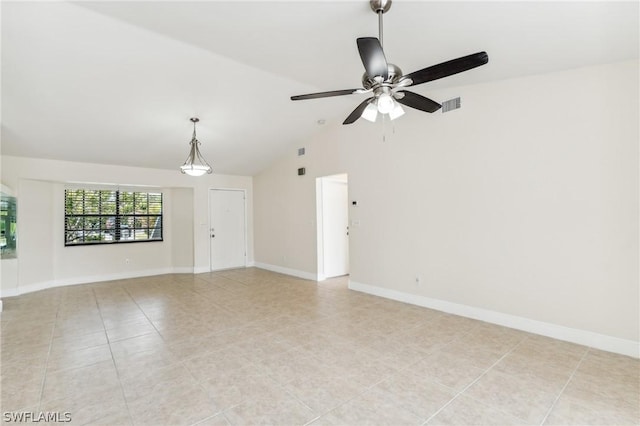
{"left": 382, "top": 114, "right": 386, "bottom": 142}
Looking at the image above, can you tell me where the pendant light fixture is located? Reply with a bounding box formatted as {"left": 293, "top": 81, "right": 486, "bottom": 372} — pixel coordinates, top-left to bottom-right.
{"left": 180, "top": 117, "right": 212, "bottom": 176}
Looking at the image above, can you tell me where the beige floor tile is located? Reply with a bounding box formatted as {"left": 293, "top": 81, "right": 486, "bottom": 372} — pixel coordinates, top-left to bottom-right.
{"left": 401, "top": 352, "right": 485, "bottom": 392}
{"left": 281, "top": 375, "right": 367, "bottom": 415}
{"left": 105, "top": 320, "right": 158, "bottom": 343}
{"left": 543, "top": 393, "right": 639, "bottom": 425}
{"left": 401, "top": 324, "right": 462, "bottom": 354}
{"left": 425, "top": 395, "right": 527, "bottom": 425}
{"left": 49, "top": 329, "right": 108, "bottom": 355}
{"left": 40, "top": 386, "right": 130, "bottom": 426}
{"left": 102, "top": 313, "right": 150, "bottom": 330}
{"left": 232, "top": 334, "right": 297, "bottom": 363}
{"left": 575, "top": 349, "right": 640, "bottom": 397}
{"left": 164, "top": 333, "right": 226, "bottom": 359}
{"left": 41, "top": 360, "right": 120, "bottom": 403}
{"left": 436, "top": 339, "right": 505, "bottom": 371}
{"left": 0, "top": 376, "right": 43, "bottom": 412}
{"left": 361, "top": 336, "right": 431, "bottom": 369}
{"left": 182, "top": 346, "right": 256, "bottom": 380}
{"left": 0, "top": 324, "right": 54, "bottom": 348}
{"left": 255, "top": 349, "right": 327, "bottom": 384}
{"left": 322, "top": 358, "right": 395, "bottom": 388}
{"left": 1, "top": 354, "right": 48, "bottom": 384}
{"left": 120, "top": 363, "right": 196, "bottom": 402}
{"left": 370, "top": 370, "right": 458, "bottom": 420}
{"left": 492, "top": 353, "right": 574, "bottom": 394}
{"left": 112, "top": 348, "right": 181, "bottom": 383}
{"left": 127, "top": 383, "right": 219, "bottom": 426}
{"left": 579, "top": 348, "right": 640, "bottom": 377}
{"left": 46, "top": 343, "right": 113, "bottom": 373}
{"left": 559, "top": 369, "right": 640, "bottom": 418}
{"left": 0, "top": 339, "right": 52, "bottom": 364}
{"left": 314, "top": 387, "right": 423, "bottom": 425}
{"left": 109, "top": 333, "right": 166, "bottom": 358}
{"left": 120, "top": 361, "right": 221, "bottom": 425}
{"left": 512, "top": 334, "right": 587, "bottom": 369}
{"left": 2, "top": 269, "right": 636, "bottom": 426}
{"left": 192, "top": 413, "right": 231, "bottom": 426}
{"left": 222, "top": 387, "right": 317, "bottom": 426}
{"left": 52, "top": 319, "right": 105, "bottom": 339}
{"left": 199, "top": 370, "right": 286, "bottom": 411}
{"left": 462, "top": 368, "right": 558, "bottom": 424}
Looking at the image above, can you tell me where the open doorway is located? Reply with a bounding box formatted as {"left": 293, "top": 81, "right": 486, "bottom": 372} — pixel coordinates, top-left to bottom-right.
{"left": 316, "top": 174, "right": 349, "bottom": 280}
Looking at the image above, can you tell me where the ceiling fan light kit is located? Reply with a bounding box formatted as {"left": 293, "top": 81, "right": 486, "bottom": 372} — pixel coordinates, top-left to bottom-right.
{"left": 290, "top": 0, "right": 489, "bottom": 125}
{"left": 180, "top": 117, "right": 213, "bottom": 176}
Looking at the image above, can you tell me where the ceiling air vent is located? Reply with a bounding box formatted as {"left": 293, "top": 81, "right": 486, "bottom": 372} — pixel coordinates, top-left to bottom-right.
{"left": 442, "top": 97, "right": 461, "bottom": 113}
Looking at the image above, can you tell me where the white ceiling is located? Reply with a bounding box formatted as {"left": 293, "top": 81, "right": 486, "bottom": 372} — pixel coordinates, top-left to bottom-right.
{"left": 2, "top": 1, "right": 638, "bottom": 176}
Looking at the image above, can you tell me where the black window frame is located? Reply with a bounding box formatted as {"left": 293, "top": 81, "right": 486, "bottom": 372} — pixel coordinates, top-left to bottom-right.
{"left": 64, "top": 188, "right": 163, "bottom": 246}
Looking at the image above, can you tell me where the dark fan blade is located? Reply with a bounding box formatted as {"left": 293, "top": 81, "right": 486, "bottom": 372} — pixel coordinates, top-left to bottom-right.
{"left": 291, "top": 89, "right": 360, "bottom": 101}
{"left": 395, "top": 91, "right": 441, "bottom": 113}
{"left": 403, "top": 52, "right": 488, "bottom": 87}
{"left": 343, "top": 97, "right": 374, "bottom": 125}
{"left": 357, "top": 37, "right": 388, "bottom": 81}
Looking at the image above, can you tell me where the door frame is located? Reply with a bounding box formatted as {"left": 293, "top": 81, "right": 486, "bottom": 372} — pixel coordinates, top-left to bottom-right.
{"left": 316, "top": 174, "right": 349, "bottom": 281}
{"left": 208, "top": 187, "right": 248, "bottom": 272}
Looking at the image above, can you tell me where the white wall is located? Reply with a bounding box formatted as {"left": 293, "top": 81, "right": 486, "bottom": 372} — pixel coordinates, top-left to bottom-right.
{"left": 18, "top": 179, "right": 55, "bottom": 293}
{"left": 170, "top": 187, "right": 195, "bottom": 272}
{"left": 0, "top": 156, "right": 253, "bottom": 296}
{"left": 253, "top": 61, "right": 639, "bottom": 355}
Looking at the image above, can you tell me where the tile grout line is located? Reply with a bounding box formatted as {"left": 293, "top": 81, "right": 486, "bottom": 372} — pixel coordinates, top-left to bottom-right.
{"left": 421, "top": 334, "right": 529, "bottom": 425}
{"left": 538, "top": 347, "right": 591, "bottom": 426}
{"left": 11, "top": 270, "right": 631, "bottom": 426}
{"left": 135, "top": 274, "right": 246, "bottom": 426}
{"left": 186, "top": 273, "right": 367, "bottom": 426}
{"left": 120, "top": 282, "right": 169, "bottom": 344}
{"left": 299, "top": 349, "right": 429, "bottom": 425}
{"left": 36, "top": 292, "right": 62, "bottom": 412}
{"left": 92, "top": 287, "right": 135, "bottom": 426}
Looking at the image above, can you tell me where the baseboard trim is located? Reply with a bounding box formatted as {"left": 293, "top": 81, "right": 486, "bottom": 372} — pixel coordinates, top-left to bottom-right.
{"left": 52, "top": 268, "right": 175, "bottom": 288}
{"left": 3, "top": 267, "right": 194, "bottom": 298}
{"left": 253, "top": 262, "right": 317, "bottom": 281}
{"left": 349, "top": 280, "right": 640, "bottom": 359}
{"left": 172, "top": 267, "right": 195, "bottom": 274}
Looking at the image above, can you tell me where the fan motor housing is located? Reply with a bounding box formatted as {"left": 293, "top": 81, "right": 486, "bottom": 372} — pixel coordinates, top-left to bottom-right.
{"left": 362, "top": 63, "right": 403, "bottom": 89}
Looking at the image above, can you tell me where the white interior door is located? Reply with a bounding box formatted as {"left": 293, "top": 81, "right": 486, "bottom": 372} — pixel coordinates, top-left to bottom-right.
{"left": 209, "top": 189, "right": 246, "bottom": 271}
{"left": 322, "top": 178, "right": 349, "bottom": 278}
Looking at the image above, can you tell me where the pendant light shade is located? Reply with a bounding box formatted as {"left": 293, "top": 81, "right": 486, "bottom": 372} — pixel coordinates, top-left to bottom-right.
{"left": 361, "top": 103, "right": 378, "bottom": 122}
{"left": 180, "top": 117, "right": 212, "bottom": 176}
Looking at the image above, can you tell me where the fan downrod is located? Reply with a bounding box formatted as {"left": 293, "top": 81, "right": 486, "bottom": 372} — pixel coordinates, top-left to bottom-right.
{"left": 369, "top": 0, "right": 391, "bottom": 14}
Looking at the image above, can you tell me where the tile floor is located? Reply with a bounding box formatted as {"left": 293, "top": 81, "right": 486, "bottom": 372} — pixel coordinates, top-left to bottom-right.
{"left": 1, "top": 268, "right": 638, "bottom": 425}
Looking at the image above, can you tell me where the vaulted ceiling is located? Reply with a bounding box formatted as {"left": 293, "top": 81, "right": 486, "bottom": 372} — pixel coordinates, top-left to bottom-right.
{"left": 2, "top": 1, "right": 638, "bottom": 176}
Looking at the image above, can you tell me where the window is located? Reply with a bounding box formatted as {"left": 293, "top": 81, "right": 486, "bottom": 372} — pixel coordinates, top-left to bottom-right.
{"left": 65, "top": 189, "right": 163, "bottom": 246}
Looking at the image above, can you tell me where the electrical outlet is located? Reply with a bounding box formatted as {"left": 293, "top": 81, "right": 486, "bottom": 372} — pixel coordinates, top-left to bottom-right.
{"left": 125, "top": 258, "right": 131, "bottom": 264}
{"left": 415, "top": 276, "right": 421, "bottom": 285}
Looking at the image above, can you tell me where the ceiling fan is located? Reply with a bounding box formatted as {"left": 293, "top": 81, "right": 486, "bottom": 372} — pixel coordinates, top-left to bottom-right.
{"left": 291, "top": 0, "right": 489, "bottom": 125}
